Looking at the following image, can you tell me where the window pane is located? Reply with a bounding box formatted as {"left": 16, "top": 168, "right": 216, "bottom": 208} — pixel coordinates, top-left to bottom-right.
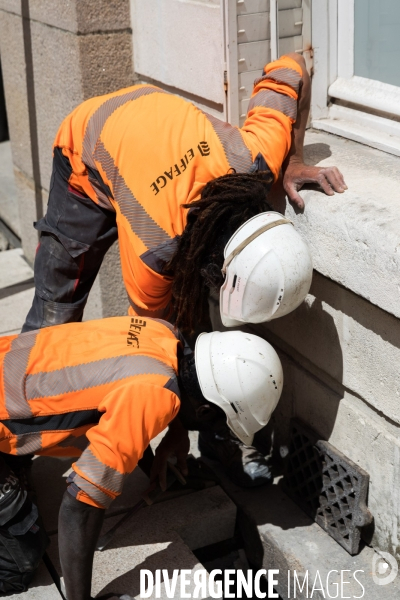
{"left": 354, "top": 0, "right": 400, "bottom": 87}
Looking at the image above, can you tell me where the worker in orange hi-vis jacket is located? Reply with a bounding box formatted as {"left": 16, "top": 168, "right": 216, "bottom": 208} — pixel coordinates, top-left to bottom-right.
{"left": 0, "top": 317, "right": 283, "bottom": 600}
{"left": 21, "top": 53, "right": 347, "bottom": 488}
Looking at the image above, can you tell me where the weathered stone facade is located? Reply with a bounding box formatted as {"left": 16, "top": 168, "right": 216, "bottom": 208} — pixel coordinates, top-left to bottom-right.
{"left": 1, "top": 0, "right": 399, "bottom": 574}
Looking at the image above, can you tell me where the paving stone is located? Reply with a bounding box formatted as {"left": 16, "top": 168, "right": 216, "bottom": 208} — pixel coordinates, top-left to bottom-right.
{"left": 49, "top": 529, "right": 209, "bottom": 600}
{"left": 0, "top": 247, "right": 33, "bottom": 288}
{"left": 31, "top": 445, "right": 202, "bottom": 534}
{"left": 0, "top": 141, "right": 20, "bottom": 235}
{"left": 46, "top": 486, "right": 235, "bottom": 598}
{"left": 32, "top": 455, "right": 153, "bottom": 533}
{"left": 201, "top": 458, "right": 400, "bottom": 600}
{"left": 0, "top": 286, "right": 34, "bottom": 335}
{"left": 5, "top": 559, "right": 61, "bottom": 599}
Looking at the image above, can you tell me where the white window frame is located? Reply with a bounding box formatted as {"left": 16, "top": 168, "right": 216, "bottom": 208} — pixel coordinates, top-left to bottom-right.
{"left": 311, "top": 0, "right": 400, "bottom": 157}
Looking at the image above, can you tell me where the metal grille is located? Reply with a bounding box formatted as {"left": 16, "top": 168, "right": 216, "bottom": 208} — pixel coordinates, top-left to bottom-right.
{"left": 283, "top": 420, "right": 373, "bottom": 555}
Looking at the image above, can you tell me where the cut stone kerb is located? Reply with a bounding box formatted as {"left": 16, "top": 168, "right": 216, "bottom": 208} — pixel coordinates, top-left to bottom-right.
{"left": 283, "top": 419, "right": 373, "bottom": 555}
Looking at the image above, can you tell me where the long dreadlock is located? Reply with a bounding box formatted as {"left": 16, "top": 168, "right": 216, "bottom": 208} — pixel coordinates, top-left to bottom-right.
{"left": 166, "top": 171, "right": 274, "bottom": 333}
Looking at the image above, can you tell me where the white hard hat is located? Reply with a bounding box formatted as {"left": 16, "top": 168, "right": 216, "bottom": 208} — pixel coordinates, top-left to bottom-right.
{"left": 195, "top": 331, "right": 283, "bottom": 445}
{"left": 220, "top": 212, "right": 313, "bottom": 327}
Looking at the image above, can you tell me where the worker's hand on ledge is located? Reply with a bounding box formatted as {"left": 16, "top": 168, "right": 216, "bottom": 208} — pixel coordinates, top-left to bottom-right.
{"left": 283, "top": 162, "right": 347, "bottom": 209}
{"left": 150, "top": 418, "right": 190, "bottom": 491}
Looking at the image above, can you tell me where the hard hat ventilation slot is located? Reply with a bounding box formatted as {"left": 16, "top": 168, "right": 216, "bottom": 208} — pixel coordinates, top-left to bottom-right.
{"left": 230, "top": 403, "right": 238, "bottom": 414}
{"left": 282, "top": 419, "right": 373, "bottom": 556}
{"left": 232, "top": 275, "right": 237, "bottom": 290}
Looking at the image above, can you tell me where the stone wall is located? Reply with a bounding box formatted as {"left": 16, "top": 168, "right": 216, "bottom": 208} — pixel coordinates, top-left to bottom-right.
{"left": 211, "top": 129, "right": 400, "bottom": 563}
{"left": 0, "top": 0, "right": 133, "bottom": 316}
{"left": 1, "top": 0, "right": 399, "bottom": 569}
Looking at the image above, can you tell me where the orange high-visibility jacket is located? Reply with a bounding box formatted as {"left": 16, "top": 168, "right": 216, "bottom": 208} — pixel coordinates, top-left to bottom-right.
{"left": 0, "top": 318, "right": 181, "bottom": 508}
{"left": 54, "top": 56, "right": 302, "bottom": 317}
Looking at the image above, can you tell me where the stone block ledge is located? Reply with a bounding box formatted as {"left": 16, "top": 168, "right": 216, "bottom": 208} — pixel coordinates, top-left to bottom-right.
{"left": 285, "top": 130, "right": 400, "bottom": 320}
{"left": 202, "top": 458, "right": 400, "bottom": 600}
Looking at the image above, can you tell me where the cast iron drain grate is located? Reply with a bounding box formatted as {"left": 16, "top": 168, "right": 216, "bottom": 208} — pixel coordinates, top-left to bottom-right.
{"left": 283, "top": 419, "right": 373, "bottom": 555}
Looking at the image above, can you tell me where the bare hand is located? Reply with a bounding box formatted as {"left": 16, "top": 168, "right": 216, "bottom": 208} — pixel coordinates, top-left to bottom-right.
{"left": 150, "top": 420, "right": 190, "bottom": 490}
{"left": 283, "top": 162, "right": 347, "bottom": 209}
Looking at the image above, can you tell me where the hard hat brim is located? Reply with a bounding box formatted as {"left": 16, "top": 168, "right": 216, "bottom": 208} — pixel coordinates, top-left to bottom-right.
{"left": 226, "top": 415, "right": 255, "bottom": 446}
{"left": 195, "top": 332, "right": 255, "bottom": 446}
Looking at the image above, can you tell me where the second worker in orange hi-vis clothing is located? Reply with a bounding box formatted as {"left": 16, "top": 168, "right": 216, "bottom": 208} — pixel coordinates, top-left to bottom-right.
{"left": 0, "top": 318, "right": 284, "bottom": 600}
{"left": 22, "top": 53, "right": 346, "bottom": 336}
{"left": 21, "top": 52, "right": 346, "bottom": 490}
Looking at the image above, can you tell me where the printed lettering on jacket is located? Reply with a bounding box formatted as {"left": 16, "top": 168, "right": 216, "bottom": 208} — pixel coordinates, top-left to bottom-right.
{"left": 127, "top": 318, "right": 147, "bottom": 348}
{"left": 150, "top": 142, "right": 210, "bottom": 195}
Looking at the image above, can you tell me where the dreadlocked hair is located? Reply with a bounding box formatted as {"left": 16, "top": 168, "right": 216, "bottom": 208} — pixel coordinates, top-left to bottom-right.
{"left": 166, "top": 171, "right": 274, "bottom": 334}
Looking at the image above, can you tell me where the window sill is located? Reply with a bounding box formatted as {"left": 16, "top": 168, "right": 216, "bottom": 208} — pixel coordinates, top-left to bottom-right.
{"left": 286, "top": 129, "right": 400, "bottom": 319}
{"left": 329, "top": 76, "right": 400, "bottom": 118}
{"left": 312, "top": 105, "right": 400, "bottom": 158}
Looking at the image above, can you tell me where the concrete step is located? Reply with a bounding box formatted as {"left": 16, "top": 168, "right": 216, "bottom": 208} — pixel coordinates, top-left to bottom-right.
{"left": 0, "top": 247, "right": 33, "bottom": 288}
{"left": 0, "top": 140, "right": 20, "bottom": 237}
{"left": 31, "top": 431, "right": 200, "bottom": 534}
{"left": 45, "top": 485, "right": 236, "bottom": 599}
{"left": 201, "top": 456, "right": 400, "bottom": 600}
{"left": 0, "top": 247, "right": 34, "bottom": 335}
{"left": 5, "top": 562, "right": 61, "bottom": 600}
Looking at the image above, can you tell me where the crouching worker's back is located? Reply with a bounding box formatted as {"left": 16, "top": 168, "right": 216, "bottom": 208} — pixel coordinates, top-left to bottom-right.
{"left": 0, "top": 317, "right": 283, "bottom": 600}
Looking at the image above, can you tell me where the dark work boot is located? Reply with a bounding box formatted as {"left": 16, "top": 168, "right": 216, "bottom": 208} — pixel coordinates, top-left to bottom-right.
{"left": 198, "top": 430, "right": 273, "bottom": 487}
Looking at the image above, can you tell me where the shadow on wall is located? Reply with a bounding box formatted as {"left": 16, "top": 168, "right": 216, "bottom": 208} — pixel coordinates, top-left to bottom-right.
{"left": 253, "top": 291, "right": 344, "bottom": 455}
{"left": 0, "top": 59, "right": 9, "bottom": 143}
{"left": 267, "top": 142, "right": 333, "bottom": 214}
{"left": 208, "top": 270, "right": 344, "bottom": 460}
{"left": 209, "top": 285, "right": 353, "bottom": 558}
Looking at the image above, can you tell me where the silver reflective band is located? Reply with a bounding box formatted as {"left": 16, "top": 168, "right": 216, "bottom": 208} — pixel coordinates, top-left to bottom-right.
{"left": 221, "top": 218, "right": 293, "bottom": 275}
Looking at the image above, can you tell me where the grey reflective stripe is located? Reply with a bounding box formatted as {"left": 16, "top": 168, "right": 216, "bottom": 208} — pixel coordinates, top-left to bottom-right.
{"left": 73, "top": 472, "right": 114, "bottom": 508}
{"left": 164, "top": 376, "right": 181, "bottom": 399}
{"left": 247, "top": 90, "right": 297, "bottom": 120}
{"left": 3, "top": 331, "right": 38, "bottom": 419}
{"left": 82, "top": 86, "right": 164, "bottom": 168}
{"left": 76, "top": 447, "right": 126, "bottom": 494}
{"left": 128, "top": 296, "right": 171, "bottom": 320}
{"left": 201, "top": 112, "right": 253, "bottom": 173}
{"left": 254, "top": 67, "right": 302, "bottom": 93}
{"left": 26, "top": 355, "right": 176, "bottom": 399}
{"left": 87, "top": 172, "right": 114, "bottom": 211}
{"left": 81, "top": 86, "right": 167, "bottom": 211}
{"left": 94, "top": 140, "right": 171, "bottom": 249}
{"left": 140, "top": 237, "right": 178, "bottom": 274}
{"left": 16, "top": 433, "right": 42, "bottom": 455}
